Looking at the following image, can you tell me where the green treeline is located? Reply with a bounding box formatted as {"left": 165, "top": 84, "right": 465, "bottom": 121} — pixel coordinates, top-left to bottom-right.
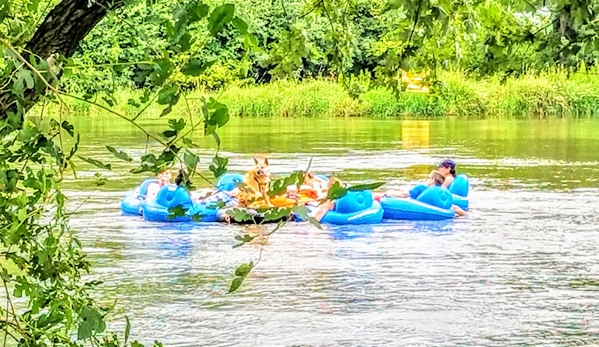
{"left": 58, "top": 69, "right": 599, "bottom": 119}
{"left": 58, "top": 0, "right": 599, "bottom": 117}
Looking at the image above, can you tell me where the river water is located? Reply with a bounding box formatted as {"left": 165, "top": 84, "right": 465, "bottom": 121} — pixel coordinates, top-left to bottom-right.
{"left": 65, "top": 117, "right": 599, "bottom": 346}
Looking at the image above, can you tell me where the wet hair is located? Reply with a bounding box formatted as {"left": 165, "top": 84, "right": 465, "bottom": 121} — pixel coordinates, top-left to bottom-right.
{"left": 439, "top": 160, "right": 456, "bottom": 177}
{"left": 429, "top": 170, "right": 445, "bottom": 186}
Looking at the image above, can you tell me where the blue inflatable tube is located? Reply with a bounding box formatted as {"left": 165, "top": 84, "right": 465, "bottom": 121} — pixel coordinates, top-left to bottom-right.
{"left": 142, "top": 185, "right": 234, "bottom": 223}
{"left": 216, "top": 172, "right": 245, "bottom": 191}
{"left": 452, "top": 194, "right": 469, "bottom": 210}
{"left": 295, "top": 190, "right": 384, "bottom": 225}
{"left": 321, "top": 200, "right": 384, "bottom": 225}
{"left": 121, "top": 178, "right": 159, "bottom": 216}
{"left": 381, "top": 186, "right": 455, "bottom": 221}
{"left": 448, "top": 174, "right": 470, "bottom": 210}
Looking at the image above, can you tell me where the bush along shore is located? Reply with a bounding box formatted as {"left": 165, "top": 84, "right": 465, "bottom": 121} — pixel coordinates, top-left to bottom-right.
{"left": 39, "top": 69, "right": 599, "bottom": 119}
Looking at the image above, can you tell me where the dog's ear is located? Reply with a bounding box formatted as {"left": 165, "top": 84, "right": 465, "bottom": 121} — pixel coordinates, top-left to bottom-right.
{"left": 253, "top": 157, "right": 259, "bottom": 165}
{"left": 264, "top": 158, "right": 269, "bottom": 166}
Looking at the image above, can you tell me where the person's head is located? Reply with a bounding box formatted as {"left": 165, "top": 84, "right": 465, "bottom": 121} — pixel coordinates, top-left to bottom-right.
{"left": 157, "top": 170, "right": 172, "bottom": 185}
{"left": 438, "top": 159, "right": 456, "bottom": 177}
{"left": 426, "top": 170, "right": 445, "bottom": 186}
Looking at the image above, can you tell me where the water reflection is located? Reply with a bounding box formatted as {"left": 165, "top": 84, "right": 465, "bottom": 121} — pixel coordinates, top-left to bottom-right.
{"left": 401, "top": 120, "right": 430, "bottom": 149}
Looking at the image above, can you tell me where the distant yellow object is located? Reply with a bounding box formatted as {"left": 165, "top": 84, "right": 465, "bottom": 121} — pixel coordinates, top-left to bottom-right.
{"left": 401, "top": 70, "right": 429, "bottom": 93}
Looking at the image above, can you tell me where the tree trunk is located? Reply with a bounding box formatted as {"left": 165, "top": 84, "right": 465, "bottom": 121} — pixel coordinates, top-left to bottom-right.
{"left": 0, "top": 0, "right": 124, "bottom": 122}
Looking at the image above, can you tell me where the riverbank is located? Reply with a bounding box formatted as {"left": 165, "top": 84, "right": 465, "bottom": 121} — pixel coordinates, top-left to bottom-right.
{"left": 42, "top": 69, "right": 599, "bottom": 119}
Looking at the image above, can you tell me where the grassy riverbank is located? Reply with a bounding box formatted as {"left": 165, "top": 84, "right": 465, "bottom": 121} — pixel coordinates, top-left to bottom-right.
{"left": 44, "top": 69, "right": 599, "bottom": 119}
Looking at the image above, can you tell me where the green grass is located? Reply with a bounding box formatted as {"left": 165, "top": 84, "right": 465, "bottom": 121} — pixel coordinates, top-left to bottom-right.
{"left": 34, "top": 68, "right": 599, "bottom": 119}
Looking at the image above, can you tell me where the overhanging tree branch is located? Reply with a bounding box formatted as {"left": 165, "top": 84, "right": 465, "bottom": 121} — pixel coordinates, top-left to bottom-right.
{"left": 0, "top": 0, "right": 125, "bottom": 121}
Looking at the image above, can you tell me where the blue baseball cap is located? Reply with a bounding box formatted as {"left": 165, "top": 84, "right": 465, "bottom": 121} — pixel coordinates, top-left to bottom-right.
{"left": 438, "top": 159, "right": 456, "bottom": 170}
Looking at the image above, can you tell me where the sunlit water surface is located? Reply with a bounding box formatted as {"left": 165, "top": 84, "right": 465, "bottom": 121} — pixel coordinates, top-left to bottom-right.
{"left": 64, "top": 117, "right": 599, "bottom": 346}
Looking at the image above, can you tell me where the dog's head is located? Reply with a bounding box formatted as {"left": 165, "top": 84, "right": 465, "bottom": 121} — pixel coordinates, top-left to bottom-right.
{"left": 252, "top": 157, "right": 270, "bottom": 179}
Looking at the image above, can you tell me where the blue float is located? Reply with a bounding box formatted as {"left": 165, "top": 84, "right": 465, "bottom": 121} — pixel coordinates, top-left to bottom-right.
{"left": 216, "top": 172, "right": 245, "bottom": 191}
{"left": 381, "top": 186, "right": 455, "bottom": 221}
{"left": 448, "top": 174, "right": 469, "bottom": 210}
{"left": 120, "top": 178, "right": 159, "bottom": 216}
{"left": 295, "top": 190, "right": 383, "bottom": 225}
{"left": 142, "top": 185, "right": 233, "bottom": 223}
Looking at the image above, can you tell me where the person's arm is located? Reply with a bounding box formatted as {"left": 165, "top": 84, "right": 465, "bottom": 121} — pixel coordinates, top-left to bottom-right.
{"left": 452, "top": 204, "right": 466, "bottom": 216}
{"left": 442, "top": 176, "right": 454, "bottom": 188}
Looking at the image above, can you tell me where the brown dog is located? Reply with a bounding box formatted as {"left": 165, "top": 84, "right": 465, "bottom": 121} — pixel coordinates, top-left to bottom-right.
{"left": 238, "top": 156, "right": 272, "bottom": 208}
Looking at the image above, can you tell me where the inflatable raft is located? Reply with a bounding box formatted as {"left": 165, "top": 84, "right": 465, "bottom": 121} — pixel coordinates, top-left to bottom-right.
{"left": 448, "top": 174, "right": 470, "bottom": 210}
{"left": 381, "top": 186, "right": 455, "bottom": 221}
{"left": 295, "top": 190, "right": 384, "bottom": 225}
{"left": 120, "top": 178, "right": 159, "bottom": 216}
{"left": 142, "top": 185, "right": 237, "bottom": 223}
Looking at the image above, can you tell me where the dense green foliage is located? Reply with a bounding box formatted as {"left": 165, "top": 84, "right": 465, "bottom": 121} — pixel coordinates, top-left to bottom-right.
{"left": 59, "top": 0, "right": 599, "bottom": 96}
{"left": 2, "top": 0, "right": 599, "bottom": 346}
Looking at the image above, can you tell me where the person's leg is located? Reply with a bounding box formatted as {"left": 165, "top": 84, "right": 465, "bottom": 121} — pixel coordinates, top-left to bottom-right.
{"left": 452, "top": 204, "right": 466, "bottom": 217}
{"left": 311, "top": 200, "right": 335, "bottom": 222}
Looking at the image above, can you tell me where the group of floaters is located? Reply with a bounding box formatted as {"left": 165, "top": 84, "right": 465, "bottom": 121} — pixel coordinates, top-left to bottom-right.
{"left": 120, "top": 158, "right": 469, "bottom": 226}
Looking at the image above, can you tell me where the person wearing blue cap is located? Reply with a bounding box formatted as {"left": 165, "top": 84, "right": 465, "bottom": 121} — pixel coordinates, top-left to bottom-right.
{"left": 438, "top": 159, "right": 456, "bottom": 188}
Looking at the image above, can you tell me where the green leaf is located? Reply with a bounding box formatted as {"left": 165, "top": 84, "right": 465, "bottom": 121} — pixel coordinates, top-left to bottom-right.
{"left": 233, "top": 234, "right": 255, "bottom": 248}
{"left": 128, "top": 98, "right": 141, "bottom": 108}
{"left": 187, "top": 1, "right": 209, "bottom": 22}
{"left": 157, "top": 83, "right": 180, "bottom": 105}
{"left": 167, "top": 205, "right": 187, "bottom": 219}
{"left": 308, "top": 217, "right": 323, "bottom": 230}
{"left": 16, "top": 121, "right": 40, "bottom": 142}
{"left": 181, "top": 59, "right": 213, "bottom": 76}
{"left": 226, "top": 208, "right": 252, "bottom": 222}
{"left": 263, "top": 207, "right": 291, "bottom": 222}
{"left": 77, "top": 156, "right": 112, "bottom": 170}
{"left": 234, "top": 262, "right": 253, "bottom": 277}
{"left": 124, "top": 316, "right": 131, "bottom": 345}
{"left": 212, "top": 131, "right": 221, "bottom": 148}
{"left": 183, "top": 151, "right": 199, "bottom": 171}
{"left": 161, "top": 130, "right": 178, "bottom": 139}
{"left": 168, "top": 118, "right": 186, "bottom": 131}
{"left": 182, "top": 137, "right": 200, "bottom": 148}
{"left": 209, "top": 155, "right": 228, "bottom": 178}
{"left": 191, "top": 213, "right": 204, "bottom": 222}
{"left": 210, "top": 107, "right": 229, "bottom": 127}
{"left": 347, "top": 182, "right": 386, "bottom": 191}
{"left": 61, "top": 120, "right": 75, "bottom": 137}
{"left": 160, "top": 105, "right": 173, "bottom": 117}
{"left": 292, "top": 205, "right": 310, "bottom": 220}
{"left": 268, "top": 172, "right": 301, "bottom": 197}
{"left": 0, "top": 1, "right": 10, "bottom": 21}
{"left": 232, "top": 16, "right": 248, "bottom": 35}
{"left": 77, "top": 306, "right": 106, "bottom": 340}
{"left": 327, "top": 182, "right": 347, "bottom": 200}
{"left": 208, "top": 4, "right": 235, "bottom": 35}
{"left": 228, "top": 276, "right": 244, "bottom": 293}
{"left": 106, "top": 146, "right": 133, "bottom": 162}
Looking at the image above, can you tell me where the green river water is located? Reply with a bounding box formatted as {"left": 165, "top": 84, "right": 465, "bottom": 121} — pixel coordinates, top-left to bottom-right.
{"left": 62, "top": 116, "right": 599, "bottom": 346}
